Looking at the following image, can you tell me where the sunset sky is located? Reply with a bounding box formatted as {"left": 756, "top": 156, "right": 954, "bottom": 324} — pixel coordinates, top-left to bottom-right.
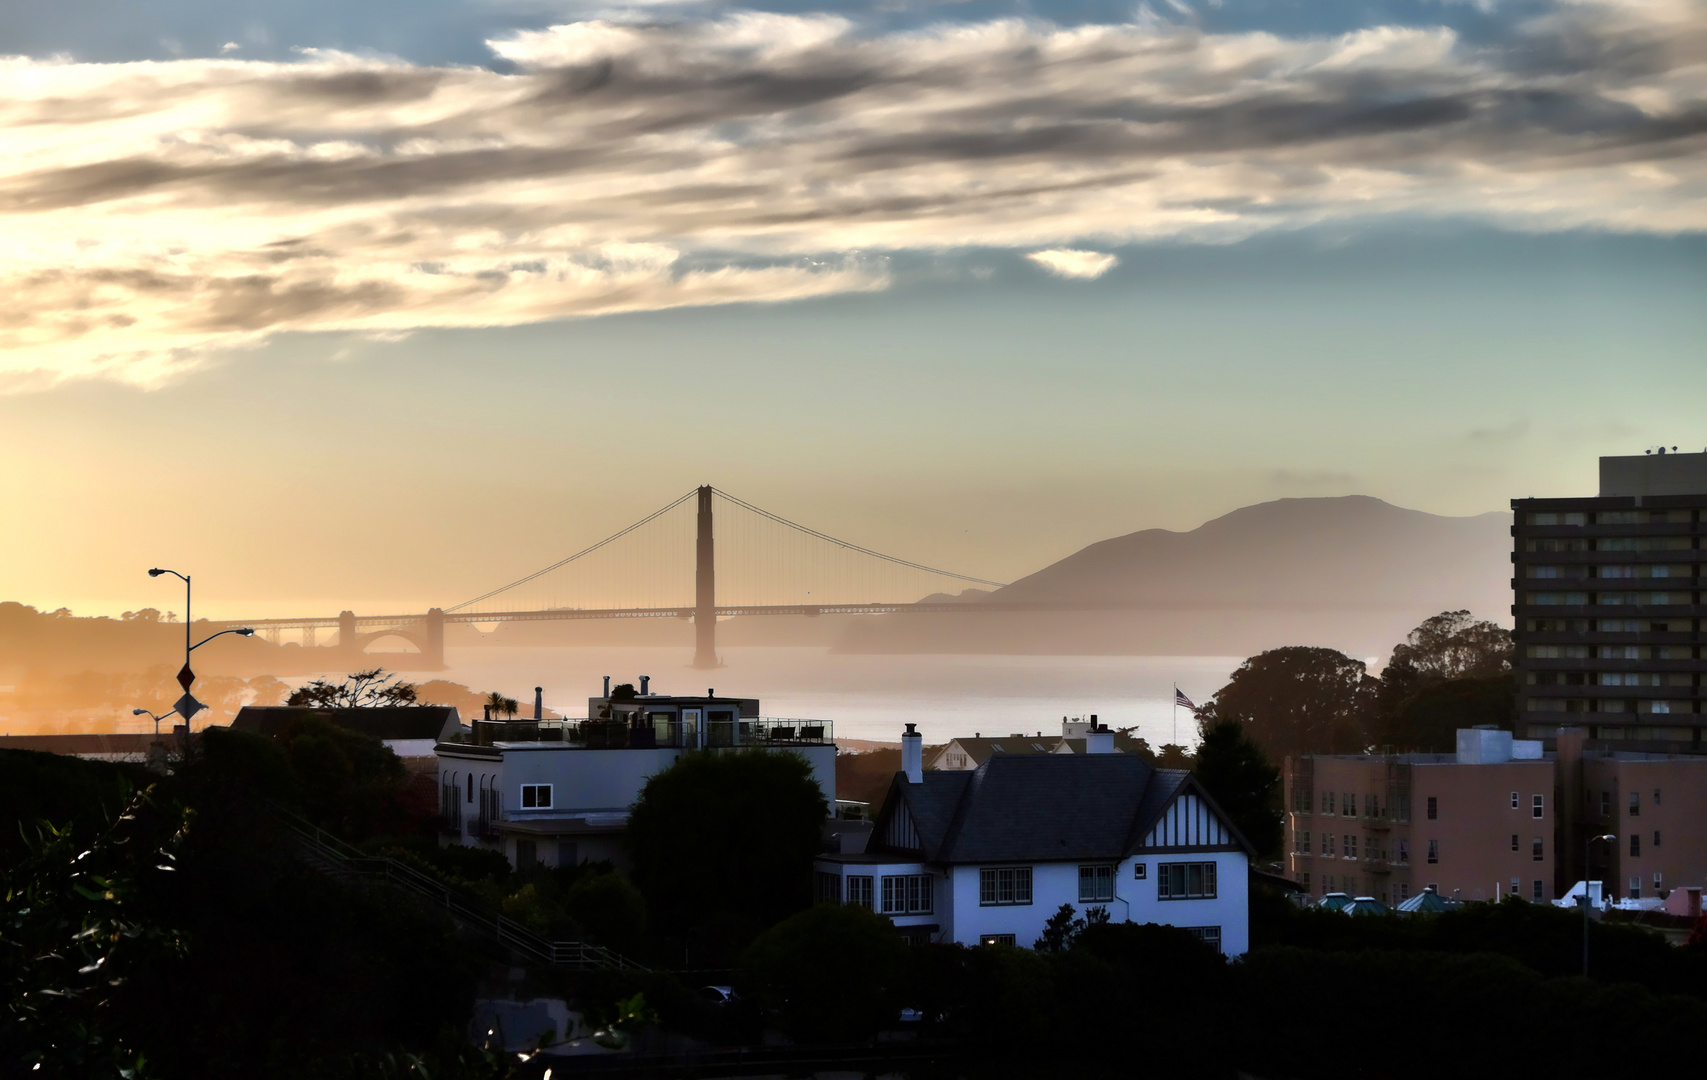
{"left": 3, "top": 0, "right": 1704, "bottom": 619}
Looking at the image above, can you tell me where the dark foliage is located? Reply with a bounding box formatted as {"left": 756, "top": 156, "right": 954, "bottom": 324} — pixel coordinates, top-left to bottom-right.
{"left": 1192, "top": 718, "right": 1283, "bottom": 858}
{"left": 1197, "top": 646, "right": 1377, "bottom": 757}
{"left": 287, "top": 668, "right": 419, "bottom": 708}
{"left": 625, "top": 749, "right": 828, "bottom": 954}
{"left": 736, "top": 904, "right": 910, "bottom": 1043}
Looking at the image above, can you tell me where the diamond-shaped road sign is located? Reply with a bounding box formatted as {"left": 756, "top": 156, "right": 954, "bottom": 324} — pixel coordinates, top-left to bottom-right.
{"left": 173, "top": 693, "right": 205, "bottom": 723}
{"left": 177, "top": 664, "right": 195, "bottom": 692}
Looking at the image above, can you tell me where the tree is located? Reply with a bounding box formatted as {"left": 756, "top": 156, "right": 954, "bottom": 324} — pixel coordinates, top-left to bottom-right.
{"left": 1193, "top": 718, "right": 1283, "bottom": 859}
{"left": 625, "top": 750, "right": 828, "bottom": 937}
{"left": 286, "top": 668, "right": 418, "bottom": 708}
{"left": 1374, "top": 611, "right": 1516, "bottom": 750}
{"left": 1034, "top": 902, "right": 1109, "bottom": 951}
{"left": 564, "top": 872, "right": 647, "bottom": 953}
{"left": 736, "top": 903, "right": 908, "bottom": 1043}
{"left": 1197, "top": 647, "right": 1377, "bottom": 758}
{"left": 482, "top": 691, "right": 519, "bottom": 720}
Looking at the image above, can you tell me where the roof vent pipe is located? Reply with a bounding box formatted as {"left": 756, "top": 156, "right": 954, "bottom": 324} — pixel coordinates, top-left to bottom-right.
{"left": 902, "top": 723, "right": 923, "bottom": 784}
{"left": 640, "top": 675, "right": 651, "bottom": 696}
{"left": 534, "top": 687, "right": 543, "bottom": 721}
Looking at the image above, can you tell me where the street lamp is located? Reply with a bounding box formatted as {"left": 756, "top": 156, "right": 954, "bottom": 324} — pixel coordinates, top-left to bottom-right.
{"left": 146, "top": 568, "right": 254, "bottom": 740}
{"left": 1583, "top": 833, "right": 1617, "bottom": 977}
{"left": 132, "top": 707, "right": 177, "bottom": 740}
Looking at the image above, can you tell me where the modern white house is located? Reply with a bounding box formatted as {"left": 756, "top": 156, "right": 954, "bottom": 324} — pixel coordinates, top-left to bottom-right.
{"left": 816, "top": 723, "right": 1253, "bottom": 954}
{"left": 435, "top": 680, "right": 836, "bottom": 870}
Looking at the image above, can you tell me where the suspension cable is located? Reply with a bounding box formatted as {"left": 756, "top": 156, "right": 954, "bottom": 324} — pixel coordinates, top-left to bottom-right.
{"left": 711, "top": 487, "right": 1008, "bottom": 589}
{"left": 446, "top": 488, "right": 700, "bottom": 612}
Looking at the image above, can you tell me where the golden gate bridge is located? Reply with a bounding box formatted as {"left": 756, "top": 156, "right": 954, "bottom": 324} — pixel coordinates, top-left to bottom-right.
{"left": 226, "top": 486, "right": 1130, "bottom": 669}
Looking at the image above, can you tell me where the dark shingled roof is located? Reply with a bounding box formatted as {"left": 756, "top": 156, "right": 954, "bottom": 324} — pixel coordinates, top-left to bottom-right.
{"left": 875, "top": 753, "right": 1250, "bottom": 864}
{"left": 232, "top": 706, "right": 460, "bottom": 743}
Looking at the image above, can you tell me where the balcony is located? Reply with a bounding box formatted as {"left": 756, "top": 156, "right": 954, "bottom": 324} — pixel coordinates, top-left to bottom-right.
{"left": 558, "top": 716, "right": 835, "bottom": 749}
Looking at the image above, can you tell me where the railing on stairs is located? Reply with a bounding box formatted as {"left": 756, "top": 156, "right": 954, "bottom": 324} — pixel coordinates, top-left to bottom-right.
{"left": 276, "top": 808, "right": 647, "bottom": 972}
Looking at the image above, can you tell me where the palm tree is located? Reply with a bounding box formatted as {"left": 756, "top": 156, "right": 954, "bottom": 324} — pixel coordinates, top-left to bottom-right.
{"left": 484, "top": 690, "right": 519, "bottom": 720}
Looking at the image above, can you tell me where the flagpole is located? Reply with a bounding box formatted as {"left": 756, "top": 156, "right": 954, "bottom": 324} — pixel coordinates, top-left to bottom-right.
{"left": 1172, "top": 683, "right": 1177, "bottom": 748}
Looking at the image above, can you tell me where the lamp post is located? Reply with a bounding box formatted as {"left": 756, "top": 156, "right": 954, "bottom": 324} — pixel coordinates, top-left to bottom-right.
{"left": 1583, "top": 833, "right": 1617, "bottom": 977}
{"left": 146, "top": 568, "right": 254, "bottom": 742}
{"left": 132, "top": 707, "right": 177, "bottom": 740}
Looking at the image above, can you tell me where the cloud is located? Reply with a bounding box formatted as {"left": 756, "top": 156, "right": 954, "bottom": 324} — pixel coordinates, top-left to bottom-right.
{"left": 1271, "top": 469, "right": 1359, "bottom": 486}
{"left": 1468, "top": 418, "right": 1530, "bottom": 442}
{"left": 1027, "top": 249, "right": 1119, "bottom": 278}
{"left": 2, "top": 0, "right": 1706, "bottom": 387}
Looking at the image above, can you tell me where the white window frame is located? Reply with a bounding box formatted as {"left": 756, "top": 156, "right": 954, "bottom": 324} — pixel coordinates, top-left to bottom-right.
{"left": 881, "top": 873, "right": 933, "bottom": 915}
{"left": 980, "top": 934, "right": 1016, "bottom": 947}
{"left": 519, "top": 783, "right": 553, "bottom": 810}
{"left": 1157, "top": 861, "right": 1218, "bottom": 900}
{"left": 1532, "top": 794, "right": 1544, "bottom": 819}
{"left": 1078, "top": 864, "right": 1115, "bottom": 903}
{"left": 979, "top": 866, "right": 1033, "bottom": 907}
{"left": 1186, "top": 926, "right": 1222, "bottom": 953}
{"left": 846, "top": 875, "right": 874, "bottom": 910}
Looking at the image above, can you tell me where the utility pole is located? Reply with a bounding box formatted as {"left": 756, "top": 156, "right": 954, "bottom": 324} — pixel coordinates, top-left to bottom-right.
{"left": 693, "top": 485, "right": 718, "bottom": 669}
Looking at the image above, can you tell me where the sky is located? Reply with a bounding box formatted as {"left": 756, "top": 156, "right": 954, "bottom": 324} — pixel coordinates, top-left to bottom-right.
{"left": 1, "top": 0, "right": 1704, "bottom": 620}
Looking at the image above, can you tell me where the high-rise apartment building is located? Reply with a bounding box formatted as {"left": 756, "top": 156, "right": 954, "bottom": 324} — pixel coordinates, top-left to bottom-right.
{"left": 1512, "top": 450, "right": 1707, "bottom": 752}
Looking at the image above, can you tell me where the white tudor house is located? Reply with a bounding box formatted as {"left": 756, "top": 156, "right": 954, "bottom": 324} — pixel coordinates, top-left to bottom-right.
{"left": 816, "top": 723, "right": 1253, "bottom": 955}
{"left": 435, "top": 681, "right": 836, "bottom": 870}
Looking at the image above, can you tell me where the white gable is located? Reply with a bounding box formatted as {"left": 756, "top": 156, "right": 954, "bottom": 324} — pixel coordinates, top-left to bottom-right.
{"left": 1141, "top": 791, "right": 1231, "bottom": 849}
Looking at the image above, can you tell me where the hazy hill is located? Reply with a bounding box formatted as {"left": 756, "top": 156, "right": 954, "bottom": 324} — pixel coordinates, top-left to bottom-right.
{"left": 835, "top": 496, "right": 1513, "bottom": 660}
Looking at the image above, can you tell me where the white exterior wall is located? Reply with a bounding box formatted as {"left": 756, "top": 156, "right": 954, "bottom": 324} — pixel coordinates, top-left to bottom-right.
{"left": 942, "top": 851, "right": 1248, "bottom": 955}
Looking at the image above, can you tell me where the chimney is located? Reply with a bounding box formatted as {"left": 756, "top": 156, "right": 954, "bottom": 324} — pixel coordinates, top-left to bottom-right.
{"left": 533, "top": 687, "right": 543, "bottom": 721}
{"left": 603, "top": 675, "right": 610, "bottom": 698}
{"left": 902, "top": 723, "right": 923, "bottom": 784}
{"left": 640, "top": 675, "right": 651, "bottom": 696}
{"left": 1085, "top": 717, "right": 1114, "bottom": 755}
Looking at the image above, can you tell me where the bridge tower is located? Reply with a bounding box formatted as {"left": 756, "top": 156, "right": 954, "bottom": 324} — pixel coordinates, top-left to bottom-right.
{"left": 693, "top": 485, "right": 718, "bottom": 669}
{"left": 338, "top": 610, "right": 357, "bottom": 663}
{"left": 425, "top": 608, "right": 446, "bottom": 670}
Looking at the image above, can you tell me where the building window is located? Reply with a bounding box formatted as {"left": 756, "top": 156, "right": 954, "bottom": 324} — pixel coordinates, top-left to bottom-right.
{"left": 1343, "top": 834, "right": 1357, "bottom": 859}
{"left": 1601, "top": 791, "right": 1611, "bottom": 817}
{"left": 1363, "top": 794, "right": 1377, "bottom": 818}
{"left": 1396, "top": 883, "right": 1409, "bottom": 901}
{"left": 816, "top": 872, "right": 842, "bottom": 905}
{"left": 1509, "top": 877, "right": 1520, "bottom": 898}
{"left": 1158, "top": 862, "right": 1218, "bottom": 900}
{"left": 1533, "top": 880, "right": 1545, "bottom": 902}
{"left": 1654, "top": 872, "right": 1663, "bottom": 891}
{"left": 1427, "top": 839, "right": 1439, "bottom": 864}
{"left": 1630, "top": 834, "right": 1640, "bottom": 857}
{"left": 1532, "top": 795, "right": 1544, "bottom": 819}
{"left": 1322, "top": 791, "right": 1335, "bottom": 815}
{"left": 1510, "top": 792, "right": 1519, "bottom": 809}
{"left": 1653, "top": 830, "right": 1661, "bottom": 848}
{"left": 979, "top": 867, "right": 1033, "bottom": 906}
{"left": 1301, "top": 872, "right": 1311, "bottom": 889}
{"left": 1321, "top": 833, "right": 1334, "bottom": 856}
{"left": 1395, "top": 839, "right": 1409, "bottom": 865}
{"left": 980, "top": 934, "right": 1016, "bottom": 947}
{"left": 1511, "top": 834, "right": 1519, "bottom": 852}
{"left": 1629, "top": 791, "right": 1640, "bottom": 817}
{"left": 847, "top": 875, "right": 874, "bottom": 909}
{"left": 1298, "top": 830, "right": 1311, "bottom": 854}
{"left": 1078, "top": 864, "right": 1115, "bottom": 903}
{"left": 1629, "top": 877, "right": 1641, "bottom": 900}
{"left": 1532, "top": 838, "right": 1544, "bottom": 862}
{"left": 1654, "top": 788, "right": 1662, "bottom": 805}
{"left": 1323, "top": 874, "right": 1335, "bottom": 892}
{"left": 1427, "top": 797, "right": 1438, "bottom": 820}
{"left": 1342, "top": 793, "right": 1355, "bottom": 817}
{"left": 1133, "top": 862, "right": 1147, "bottom": 880}
{"left": 882, "top": 874, "right": 934, "bottom": 915}
{"left": 519, "top": 783, "right": 553, "bottom": 809}
{"left": 1186, "top": 926, "right": 1222, "bottom": 953}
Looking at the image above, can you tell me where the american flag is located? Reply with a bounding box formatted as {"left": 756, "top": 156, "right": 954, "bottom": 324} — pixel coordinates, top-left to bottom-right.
{"left": 1174, "top": 688, "right": 1197, "bottom": 710}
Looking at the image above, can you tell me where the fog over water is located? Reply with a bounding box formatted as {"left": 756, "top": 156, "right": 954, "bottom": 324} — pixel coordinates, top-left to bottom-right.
{"left": 430, "top": 646, "right": 1245, "bottom": 749}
